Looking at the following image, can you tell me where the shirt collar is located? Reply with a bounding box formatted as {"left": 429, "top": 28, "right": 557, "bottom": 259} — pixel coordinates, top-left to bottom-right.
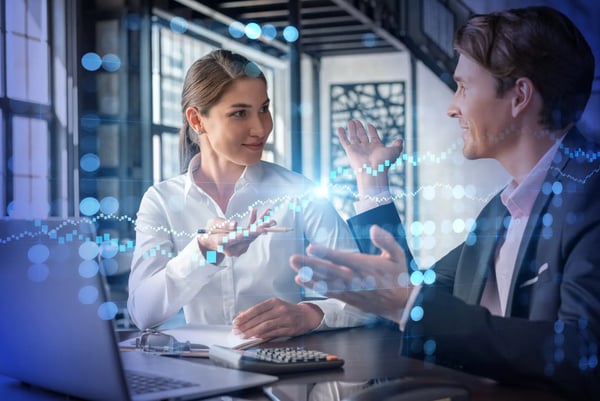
{"left": 501, "top": 136, "right": 564, "bottom": 218}
{"left": 183, "top": 153, "right": 265, "bottom": 200}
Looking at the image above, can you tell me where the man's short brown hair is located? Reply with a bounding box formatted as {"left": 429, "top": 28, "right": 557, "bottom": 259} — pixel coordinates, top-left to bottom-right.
{"left": 454, "top": 6, "right": 594, "bottom": 130}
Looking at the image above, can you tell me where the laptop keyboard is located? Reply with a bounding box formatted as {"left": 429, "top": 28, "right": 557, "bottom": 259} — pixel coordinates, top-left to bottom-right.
{"left": 126, "top": 370, "right": 197, "bottom": 395}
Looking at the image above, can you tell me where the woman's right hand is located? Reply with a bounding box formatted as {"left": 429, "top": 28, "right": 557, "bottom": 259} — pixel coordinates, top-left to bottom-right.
{"left": 197, "top": 208, "right": 275, "bottom": 261}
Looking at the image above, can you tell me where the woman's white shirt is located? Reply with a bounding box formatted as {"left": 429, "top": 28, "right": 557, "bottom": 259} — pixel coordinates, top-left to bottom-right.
{"left": 127, "top": 154, "right": 372, "bottom": 329}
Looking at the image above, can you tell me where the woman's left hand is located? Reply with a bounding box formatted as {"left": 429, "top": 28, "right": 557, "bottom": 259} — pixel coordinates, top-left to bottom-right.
{"left": 232, "top": 298, "right": 323, "bottom": 340}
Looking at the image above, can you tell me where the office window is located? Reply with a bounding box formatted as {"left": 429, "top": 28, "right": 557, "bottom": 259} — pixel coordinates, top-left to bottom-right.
{"left": 2, "top": 0, "right": 51, "bottom": 217}
{"left": 151, "top": 23, "right": 213, "bottom": 181}
{"left": 10, "top": 116, "right": 50, "bottom": 216}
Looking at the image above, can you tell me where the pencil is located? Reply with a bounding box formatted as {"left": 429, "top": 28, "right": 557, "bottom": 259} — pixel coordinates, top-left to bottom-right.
{"left": 197, "top": 226, "right": 293, "bottom": 234}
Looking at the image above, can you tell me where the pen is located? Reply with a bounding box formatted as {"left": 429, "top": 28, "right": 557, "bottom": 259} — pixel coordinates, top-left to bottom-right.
{"left": 197, "top": 226, "right": 293, "bottom": 234}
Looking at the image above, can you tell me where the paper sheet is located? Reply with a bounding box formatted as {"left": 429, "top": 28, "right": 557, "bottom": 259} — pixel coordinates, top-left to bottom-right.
{"left": 118, "top": 324, "right": 265, "bottom": 357}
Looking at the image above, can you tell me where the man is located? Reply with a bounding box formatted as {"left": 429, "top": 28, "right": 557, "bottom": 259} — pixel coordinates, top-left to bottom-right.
{"left": 290, "top": 6, "right": 599, "bottom": 400}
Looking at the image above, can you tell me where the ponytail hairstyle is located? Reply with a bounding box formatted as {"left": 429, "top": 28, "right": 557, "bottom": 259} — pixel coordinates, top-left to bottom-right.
{"left": 178, "top": 49, "right": 267, "bottom": 173}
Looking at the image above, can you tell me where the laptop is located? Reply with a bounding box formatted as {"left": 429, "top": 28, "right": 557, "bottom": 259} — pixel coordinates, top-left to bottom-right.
{"left": 0, "top": 218, "right": 277, "bottom": 401}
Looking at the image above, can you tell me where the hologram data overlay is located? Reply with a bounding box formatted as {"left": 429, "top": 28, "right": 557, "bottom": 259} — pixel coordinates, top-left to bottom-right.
{"left": 329, "top": 81, "right": 407, "bottom": 219}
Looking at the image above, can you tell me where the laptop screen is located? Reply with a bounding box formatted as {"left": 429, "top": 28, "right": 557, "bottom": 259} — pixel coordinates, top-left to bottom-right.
{"left": 0, "top": 218, "right": 130, "bottom": 400}
{"left": 0, "top": 218, "right": 278, "bottom": 401}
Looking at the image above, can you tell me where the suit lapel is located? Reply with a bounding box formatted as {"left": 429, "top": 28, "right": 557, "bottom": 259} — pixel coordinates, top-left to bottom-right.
{"left": 454, "top": 196, "right": 509, "bottom": 304}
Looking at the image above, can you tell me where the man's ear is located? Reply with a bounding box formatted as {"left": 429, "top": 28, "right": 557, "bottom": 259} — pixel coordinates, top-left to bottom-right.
{"left": 511, "top": 77, "right": 535, "bottom": 118}
{"left": 185, "top": 107, "right": 203, "bottom": 133}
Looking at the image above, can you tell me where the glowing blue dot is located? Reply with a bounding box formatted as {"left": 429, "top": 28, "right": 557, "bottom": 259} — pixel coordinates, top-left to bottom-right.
{"left": 79, "top": 285, "right": 99, "bottom": 304}
{"left": 79, "top": 260, "right": 99, "bottom": 278}
{"left": 100, "top": 258, "right": 119, "bottom": 275}
{"left": 228, "top": 21, "right": 245, "bottom": 38}
{"left": 410, "top": 306, "right": 424, "bottom": 321}
{"left": 452, "top": 219, "right": 466, "bottom": 234}
{"left": 28, "top": 264, "right": 49, "bottom": 282}
{"left": 554, "top": 320, "right": 564, "bottom": 333}
{"left": 465, "top": 232, "right": 477, "bottom": 246}
{"left": 552, "top": 181, "right": 563, "bottom": 195}
{"left": 423, "top": 339, "right": 436, "bottom": 355}
{"left": 126, "top": 13, "right": 141, "bottom": 30}
{"left": 6, "top": 201, "right": 15, "bottom": 216}
{"left": 542, "top": 182, "right": 553, "bottom": 195}
{"left": 79, "top": 241, "right": 99, "bottom": 260}
{"left": 80, "top": 114, "right": 101, "bottom": 131}
{"left": 423, "top": 269, "right": 436, "bottom": 285}
{"left": 100, "top": 196, "right": 119, "bottom": 215}
{"left": 80, "top": 197, "right": 100, "bottom": 216}
{"left": 262, "top": 24, "right": 277, "bottom": 40}
{"left": 298, "top": 266, "right": 313, "bottom": 283}
{"left": 313, "top": 280, "right": 328, "bottom": 295}
{"left": 283, "top": 26, "right": 299, "bottom": 42}
{"left": 363, "top": 276, "right": 376, "bottom": 290}
{"left": 362, "top": 33, "right": 377, "bottom": 47}
{"left": 410, "top": 221, "right": 423, "bottom": 236}
{"left": 100, "top": 240, "right": 119, "bottom": 259}
{"left": 244, "top": 62, "right": 261, "bottom": 78}
{"left": 589, "top": 355, "right": 598, "bottom": 368}
{"left": 542, "top": 213, "right": 553, "bottom": 227}
{"left": 81, "top": 52, "right": 102, "bottom": 71}
{"left": 410, "top": 270, "right": 424, "bottom": 286}
{"left": 245, "top": 22, "right": 261, "bottom": 39}
{"left": 169, "top": 16, "right": 187, "bottom": 33}
{"left": 452, "top": 185, "right": 465, "bottom": 200}
{"left": 27, "top": 244, "right": 50, "bottom": 264}
{"left": 423, "top": 221, "right": 436, "bottom": 236}
{"left": 579, "top": 356, "right": 588, "bottom": 370}
{"left": 97, "top": 302, "right": 118, "bottom": 320}
{"left": 397, "top": 272, "right": 409, "bottom": 287}
{"left": 80, "top": 153, "right": 100, "bottom": 172}
{"left": 102, "top": 53, "right": 121, "bottom": 72}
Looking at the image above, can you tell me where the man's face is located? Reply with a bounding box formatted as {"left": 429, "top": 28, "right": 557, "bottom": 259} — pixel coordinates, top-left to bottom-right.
{"left": 447, "top": 54, "right": 515, "bottom": 160}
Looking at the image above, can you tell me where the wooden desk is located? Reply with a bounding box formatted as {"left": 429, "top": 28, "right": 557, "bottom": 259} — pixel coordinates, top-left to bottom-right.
{"left": 0, "top": 324, "right": 567, "bottom": 401}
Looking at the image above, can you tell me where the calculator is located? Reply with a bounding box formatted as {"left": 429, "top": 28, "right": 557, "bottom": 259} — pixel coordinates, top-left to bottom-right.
{"left": 208, "top": 345, "right": 345, "bottom": 374}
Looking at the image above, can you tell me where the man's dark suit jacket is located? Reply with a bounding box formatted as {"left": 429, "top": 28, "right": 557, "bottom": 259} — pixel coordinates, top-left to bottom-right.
{"left": 347, "top": 128, "right": 600, "bottom": 400}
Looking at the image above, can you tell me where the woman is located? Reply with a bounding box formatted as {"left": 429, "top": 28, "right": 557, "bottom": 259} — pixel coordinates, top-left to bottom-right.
{"left": 128, "top": 50, "right": 371, "bottom": 339}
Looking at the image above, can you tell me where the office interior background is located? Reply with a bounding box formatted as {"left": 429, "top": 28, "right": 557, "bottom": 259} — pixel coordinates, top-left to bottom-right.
{"left": 2, "top": 0, "right": 599, "bottom": 327}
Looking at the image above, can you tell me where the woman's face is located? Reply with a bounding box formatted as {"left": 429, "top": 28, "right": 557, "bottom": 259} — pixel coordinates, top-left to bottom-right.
{"left": 198, "top": 78, "right": 273, "bottom": 167}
